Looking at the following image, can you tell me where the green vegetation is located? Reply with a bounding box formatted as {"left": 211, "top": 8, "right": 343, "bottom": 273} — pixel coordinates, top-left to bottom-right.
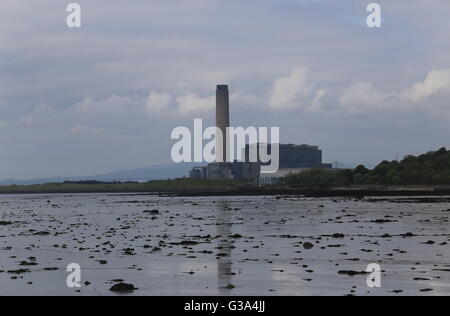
{"left": 285, "top": 169, "right": 354, "bottom": 188}
{"left": 2, "top": 147, "right": 450, "bottom": 193}
{"left": 286, "top": 147, "right": 450, "bottom": 187}
{"left": 0, "top": 178, "right": 249, "bottom": 194}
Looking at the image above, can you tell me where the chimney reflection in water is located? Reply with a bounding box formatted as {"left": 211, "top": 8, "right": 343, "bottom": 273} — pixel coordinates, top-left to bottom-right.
{"left": 216, "top": 201, "right": 232, "bottom": 292}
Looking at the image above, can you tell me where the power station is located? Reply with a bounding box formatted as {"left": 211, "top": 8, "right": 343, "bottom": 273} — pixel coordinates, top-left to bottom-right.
{"left": 189, "top": 85, "right": 331, "bottom": 183}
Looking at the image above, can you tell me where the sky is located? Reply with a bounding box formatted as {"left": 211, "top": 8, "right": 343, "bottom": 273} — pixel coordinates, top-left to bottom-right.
{"left": 1, "top": 0, "right": 450, "bottom": 179}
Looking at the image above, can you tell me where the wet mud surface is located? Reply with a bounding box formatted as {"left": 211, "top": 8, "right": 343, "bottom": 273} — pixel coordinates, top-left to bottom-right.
{"left": 0, "top": 194, "right": 449, "bottom": 296}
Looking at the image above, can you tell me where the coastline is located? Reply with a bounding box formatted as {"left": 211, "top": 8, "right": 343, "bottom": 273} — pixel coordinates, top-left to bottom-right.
{"left": 1, "top": 181, "right": 450, "bottom": 197}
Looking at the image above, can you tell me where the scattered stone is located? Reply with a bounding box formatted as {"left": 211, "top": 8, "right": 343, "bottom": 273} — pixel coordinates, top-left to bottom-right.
{"left": 109, "top": 283, "right": 137, "bottom": 293}
{"left": 33, "top": 231, "right": 51, "bottom": 236}
{"left": 391, "top": 290, "right": 403, "bottom": 294}
{"left": 144, "top": 209, "right": 160, "bottom": 215}
{"left": 7, "top": 269, "right": 30, "bottom": 275}
{"left": 338, "top": 270, "right": 368, "bottom": 276}
{"left": 44, "top": 267, "right": 59, "bottom": 271}
{"left": 19, "top": 261, "right": 37, "bottom": 266}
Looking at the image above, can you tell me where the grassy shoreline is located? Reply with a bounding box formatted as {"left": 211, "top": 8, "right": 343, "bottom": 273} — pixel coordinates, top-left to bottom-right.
{"left": 1, "top": 179, "right": 450, "bottom": 197}
{"left": 0, "top": 179, "right": 250, "bottom": 195}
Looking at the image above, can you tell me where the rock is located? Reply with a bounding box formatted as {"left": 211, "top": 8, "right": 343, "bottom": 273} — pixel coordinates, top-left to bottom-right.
{"left": 19, "top": 261, "right": 37, "bottom": 266}
{"left": 0, "top": 221, "right": 12, "bottom": 226}
{"left": 225, "top": 284, "right": 235, "bottom": 289}
{"left": 44, "top": 267, "right": 58, "bottom": 271}
{"left": 144, "top": 209, "right": 160, "bottom": 215}
{"left": 338, "top": 270, "right": 368, "bottom": 276}
{"left": 109, "top": 283, "right": 137, "bottom": 293}
{"left": 33, "top": 231, "right": 51, "bottom": 236}
{"left": 7, "top": 269, "right": 30, "bottom": 275}
{"left": 303, "top": 242, "right": 314, "bottom": 250}
{"left": 179, "top": 241, "right": 199, "bottom": 246}
{"left": 122, "top": 248, "right": 136, "bottom": 255}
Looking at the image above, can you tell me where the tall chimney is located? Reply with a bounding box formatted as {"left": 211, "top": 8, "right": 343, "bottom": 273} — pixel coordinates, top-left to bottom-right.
{"left": 216, "top": 85, "right": 230, "bottom": 162}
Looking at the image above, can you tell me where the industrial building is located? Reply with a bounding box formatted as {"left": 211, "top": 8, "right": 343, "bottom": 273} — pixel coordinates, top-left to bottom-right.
{"left": 189, "top": 162, "right": 261, "bottom": 181}
{"left": 188, "top": 85, "right": 332, "bottom": 183}
{"left": 244, "top": 143, "right": 332, "bottom": 169}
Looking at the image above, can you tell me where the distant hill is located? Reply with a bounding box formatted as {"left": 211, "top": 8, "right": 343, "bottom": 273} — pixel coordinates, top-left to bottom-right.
{"left": 0, "top": 163, "right": 204, "bottom": 186}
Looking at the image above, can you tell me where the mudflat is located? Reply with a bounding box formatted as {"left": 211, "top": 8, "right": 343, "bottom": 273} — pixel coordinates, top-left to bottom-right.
{"left": 0, "top": 193, "right": 448, "bottom": 296}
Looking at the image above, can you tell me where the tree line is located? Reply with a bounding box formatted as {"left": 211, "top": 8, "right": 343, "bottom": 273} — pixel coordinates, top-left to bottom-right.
{"left": 285, "top": 147, "right": 450, "bottom": 187}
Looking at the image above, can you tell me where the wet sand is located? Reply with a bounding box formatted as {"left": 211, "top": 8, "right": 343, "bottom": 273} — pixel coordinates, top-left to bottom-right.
{"left": 0, "top": 193, "right": 449, "bottom": 296}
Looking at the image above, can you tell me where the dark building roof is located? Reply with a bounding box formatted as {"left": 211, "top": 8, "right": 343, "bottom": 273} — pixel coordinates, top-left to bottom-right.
{"left": 245, "top": 143, "right": 323, "bottom": 169}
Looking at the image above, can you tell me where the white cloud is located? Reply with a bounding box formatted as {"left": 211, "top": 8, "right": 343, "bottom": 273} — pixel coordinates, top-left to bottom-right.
{"left": 73, "top": 95, "right": 142, "bottom": 114}
{"left": 269, "top": 67, "right": 313, "bottom": 109}
{"left": 339, "top": 82, "right": 389, "bottom": 114}
{"left": 401, "top": 69, "right": 450, "bottom": 102}
{"left": 336, "top": 69, "right": 450, "bottom": 115}
{"left": 145, "top": 91, "right": 172, "bottom": 115}
{"left": 308, "top": 89, "right": 327, "bottom": 112}
{"left": 268, "top": 69, "right": 391, "bottom": 115}
{"left": 176, "top": 93, "right": 214, "bottom": 114}
{"left": 267, "top": 68, "right": 450, "bottom": 115}
{"left": 230, "top": 92, "right": 262, "bottom": 104}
